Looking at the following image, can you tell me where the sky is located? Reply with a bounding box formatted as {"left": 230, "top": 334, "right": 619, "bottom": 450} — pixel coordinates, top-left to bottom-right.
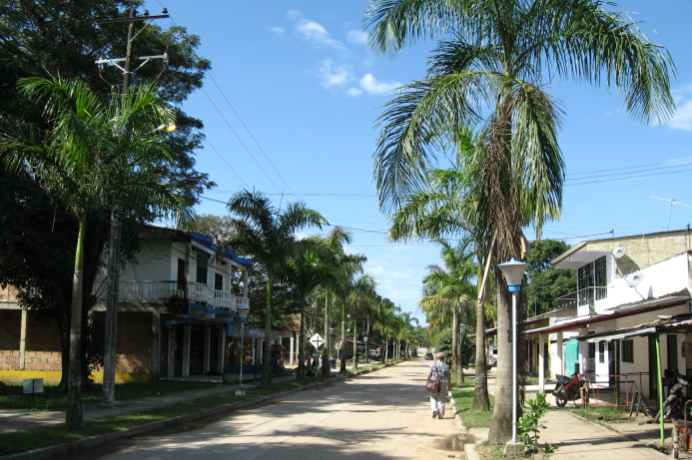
{"left": 140, "top": 0, "right": 692, "bottom": 326}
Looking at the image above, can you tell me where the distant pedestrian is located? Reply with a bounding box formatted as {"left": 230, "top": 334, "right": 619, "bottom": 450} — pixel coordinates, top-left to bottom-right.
{"left": 427, "top": 352, "right": 451, "bottom": 419}
{"left": 306, "top": 353, "right": 312, "bottom": 370}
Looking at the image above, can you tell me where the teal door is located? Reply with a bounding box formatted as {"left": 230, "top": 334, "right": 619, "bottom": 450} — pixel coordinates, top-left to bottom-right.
{"left": 565, "top": 339, "right": 579, "bottom": 376}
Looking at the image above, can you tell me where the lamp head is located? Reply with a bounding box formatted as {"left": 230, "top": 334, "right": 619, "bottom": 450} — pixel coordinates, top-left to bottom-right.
{"left": 459, "top": 323, "right": 467, "bottom": 335}
{"left": 237, "top": 305, "right": 250, "bottom": 321}
{"left": 498, "top": 258, "right": 529, "bottom": 293}
{"left": 363, "top": 336, "right": 368, "bottom": 342}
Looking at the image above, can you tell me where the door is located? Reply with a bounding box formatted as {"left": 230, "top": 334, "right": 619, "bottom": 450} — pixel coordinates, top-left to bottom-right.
{"left": 667, "top": 335, "right": 679, "bottom": 372}
{"left": 608, "top": 341, "right": 616, "bottom": 386}
{"left": 649, "top": 336, "right": 658, "bottom": 399}
{"left": 189, "top": 325, "right": 205, "bottom": 375}
{"left": 565, "top": 339, "right": 579, "bottom": 376}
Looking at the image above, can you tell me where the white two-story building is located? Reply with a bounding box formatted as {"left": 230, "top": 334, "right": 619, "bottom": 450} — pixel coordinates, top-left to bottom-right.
{"left": 0, "top": 226, "right": 272, "bottom": 384}
{"left": 525, "top": 229, "right": 692, "bottom": 399}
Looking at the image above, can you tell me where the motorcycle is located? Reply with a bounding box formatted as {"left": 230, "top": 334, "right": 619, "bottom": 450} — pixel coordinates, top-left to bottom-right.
{"left": 552, "top": 373, "right": 588, "bottom": 407}
{"left": 654, "top": 369, "right": 692, "bottom": 422}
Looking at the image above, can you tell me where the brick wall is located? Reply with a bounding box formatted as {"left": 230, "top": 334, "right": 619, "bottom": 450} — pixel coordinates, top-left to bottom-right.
{"left": 1, "top": 310, "right": 154, "bottom": 375}
{"left": 92, "top": 312, "right": 153, "bottom": 375}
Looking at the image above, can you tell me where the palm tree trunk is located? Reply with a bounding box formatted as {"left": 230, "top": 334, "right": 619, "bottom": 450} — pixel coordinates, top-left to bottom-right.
{"left": 261, "top": 276, "right": 272, "bottom": 389}
{"left": 322, "top": 291, "right": 330, "bottom": 376}
{"left": 340, "top": 296, "right": 346, "bottom": 372}
{"left": 488, "top": 277, "right": 514, "bottom": 441}
{"left": 66, "top": 213, "right": 86, "bottom": 430}
{"left": 452, "top": 306, "right": 460, "bottom": 382}
{"left": 385, "top": 334, "right": 389, "bottom": 362}
{"left": 352, "top": 303, "right": 358, "bottom": 370}
{"left": 473, "top": 297, "right": 490, "bottom": 410}
{"left": 297, "top": 298, "right": 306, "bottom": 380}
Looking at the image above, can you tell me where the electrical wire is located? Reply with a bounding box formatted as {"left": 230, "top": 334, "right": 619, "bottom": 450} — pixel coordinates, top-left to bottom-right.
{"left": 204, "top": 139, "right": 250, "bottom": 188}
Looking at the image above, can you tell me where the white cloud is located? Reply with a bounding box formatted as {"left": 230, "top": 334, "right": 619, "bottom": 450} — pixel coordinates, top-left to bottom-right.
{"left": 369, "top": 265, "right": 385, "bottom": 275}
{"left": 269, "top": 26, "right": 285, "bottom": 37}
{"left": 347, "top": 30, "right": 368, "bottom": 44}
{"left": 286, "top": 10, "right": 303, "bottom": 20}
{"left": 348, "top": 87, "right": 362, "bottom": 97}
{"left": 359, "top": 73, "right": 402, "bottom": 95}
{"left": 294, "top": 233, "right": 309, "bottom": 241}
{"left": 316, "top": 60, "right": 351, "bottom": 88}
{"left": 670, "top": 100, "right": 692, "bottom": 131}
{"left": 295, "top": 19, "right": 344, "bottom": 49}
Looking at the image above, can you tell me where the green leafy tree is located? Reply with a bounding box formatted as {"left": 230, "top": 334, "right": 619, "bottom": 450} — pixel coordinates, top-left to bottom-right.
{"left": 365, "top": 0, "right": 674, "bottom": 441}
{"left": 227, "top": 190, "right": 327, "bottom": 389}
{"left": 0, "top": 76, "right": 191, "bottom": 429}
{"left": 525, "top": 240, "right": 576, "bottom": 316}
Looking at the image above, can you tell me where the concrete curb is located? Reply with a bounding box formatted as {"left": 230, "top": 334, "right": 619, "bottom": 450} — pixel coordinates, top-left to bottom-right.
{"left": 449, "top": 394, "right": 481, "bottom": 460}
{"left": 0, "top": 362, "right": 399, "bottom": 460}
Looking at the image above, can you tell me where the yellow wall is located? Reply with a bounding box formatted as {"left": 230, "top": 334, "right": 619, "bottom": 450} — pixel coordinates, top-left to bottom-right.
{"left": 0, "top": 370, "right": 150, "bottom": 385}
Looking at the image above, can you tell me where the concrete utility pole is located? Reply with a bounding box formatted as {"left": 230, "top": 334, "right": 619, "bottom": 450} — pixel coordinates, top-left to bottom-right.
{"left": 95, "top": 7, "right": 169, "bottom": 407}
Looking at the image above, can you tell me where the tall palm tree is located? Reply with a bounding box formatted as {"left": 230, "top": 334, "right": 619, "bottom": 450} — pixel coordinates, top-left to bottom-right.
{"left": 1, "top": 75, "right": 191, "bottom": 430}
{"left": 365, "top": 0, "right": 674, "bottom": 440}
{"left": 227, "top": 190, "right": 326, "bottom": 389}
{"left": 347, "top": 274, "right": 378, "bottom": 369}
{"left": 420, "top": 239, "right": 476, "bottom": 382}
{"left": 389, "top": 131, "right": 493, "bottom": 409}
{"left": 283, "top": 236, "right": 340, "bottom": 379}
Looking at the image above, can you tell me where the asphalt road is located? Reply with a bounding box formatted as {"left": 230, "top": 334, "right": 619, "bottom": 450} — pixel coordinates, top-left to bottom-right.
{"left": 67, "top": 358, "right": 463, "bottom": 460}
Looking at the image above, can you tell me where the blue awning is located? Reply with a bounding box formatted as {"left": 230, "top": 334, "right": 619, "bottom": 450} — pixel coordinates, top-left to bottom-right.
{"left": 191, "top": 232, "right": 253, "bottom": 268}
{"left": 226, "top": 324, "right": 277, "bottom": 341}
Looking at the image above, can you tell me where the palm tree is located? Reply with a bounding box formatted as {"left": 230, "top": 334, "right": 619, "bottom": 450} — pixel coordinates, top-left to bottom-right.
{"left": 0, "top": 75, "right": 191, "bottom": 430}
{"left": 389, "top": 132, "right": 493, "bottom": 409}
{"left": 420, "top": 239, "right": 476, "bottom": 382}
{"left": 365, "top": 0, "right": 674, "bottom": 440}
{"left": 227, "top": 190, "right": 326, "bottom": 389}
{"left": 347, "top": 274, "right": 378, "bottom": 369}
{"left": 283, "top": 236, "right": 340, "bottom": 379}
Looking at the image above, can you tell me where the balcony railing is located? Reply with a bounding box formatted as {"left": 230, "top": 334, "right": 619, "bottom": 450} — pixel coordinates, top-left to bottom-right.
{"left": 114, "top": 280, "right": 247, "bottom": 312}
{"left": 555, "top": 286, "right": 607, "bottom": 313}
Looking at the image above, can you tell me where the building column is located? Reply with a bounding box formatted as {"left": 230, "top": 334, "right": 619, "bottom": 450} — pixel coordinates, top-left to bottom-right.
{"left": 538, "top": 333, "right": 545, "bottom": 393}
{"left": 167, "top": 326, "right": 176, "bottom": 379}
{"left": 218, "top": 329, "right": 226, "bottom": 374}
{"left": 203, "top": 325, "right": 211, "bottom": 374}
{"left": 182, "top": 324, "right": 191, "bottom": 377}
{"left": 289, "top": 335, "right": 295, "bottom": 366}
{"left": 556, "top": 332, "right": 564, "bottom": 376}
{"left": 19, "top": 309, "right": 27, "bottom": 370}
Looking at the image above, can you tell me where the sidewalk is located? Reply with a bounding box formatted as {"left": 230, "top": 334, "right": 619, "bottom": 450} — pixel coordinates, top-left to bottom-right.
{"left": 0, "top": 373, "right": 298, "bottom": 435}
{"left": 460, "top": 371, "right": 668, "bottom": 460}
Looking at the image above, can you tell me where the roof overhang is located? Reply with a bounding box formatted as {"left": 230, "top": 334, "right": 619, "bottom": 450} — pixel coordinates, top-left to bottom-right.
{"left": 575, "top": 314, "right": 692, "bottom": 342}
{"left": 553, "top": 246, "right": 611, "bottom": 270}
{"left": 524, "top": 295, "right": 691, "bottom": 335}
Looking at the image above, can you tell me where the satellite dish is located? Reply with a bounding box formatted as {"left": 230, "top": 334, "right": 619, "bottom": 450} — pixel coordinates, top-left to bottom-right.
{"left": 612, "top": 247, "right": 627, "bottom": 259}
{"left": 625, "top": 272, "right": 644, "bottom": 287}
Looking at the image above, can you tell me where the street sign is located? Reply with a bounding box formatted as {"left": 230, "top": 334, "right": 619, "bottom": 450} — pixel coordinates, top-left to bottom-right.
{"left": 309, "top": 333, "right": 324, "bottom": 350}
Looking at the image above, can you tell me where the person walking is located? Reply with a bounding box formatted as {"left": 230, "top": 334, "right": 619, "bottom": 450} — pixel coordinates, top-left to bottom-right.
{"left": 428, "top": 352, "right": 452, "bottom": 419}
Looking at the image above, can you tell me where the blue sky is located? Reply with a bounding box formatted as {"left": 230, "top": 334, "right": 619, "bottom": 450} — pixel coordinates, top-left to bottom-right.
{"left": 143, "top": 0, "right": 692, "bottom": 325}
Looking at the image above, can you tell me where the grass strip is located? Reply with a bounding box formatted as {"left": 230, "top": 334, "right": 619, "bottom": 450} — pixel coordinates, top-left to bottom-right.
{"left": 0, "top": 381, "right": 220, "bottom": 411}
{"left": 0, "top": 376, "right": 333, "bottom": 456}
{"left": 452, "top": 388, "right": 494, "bottom": 428}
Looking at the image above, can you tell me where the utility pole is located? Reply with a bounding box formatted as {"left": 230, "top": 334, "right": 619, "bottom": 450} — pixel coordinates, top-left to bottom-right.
{"left": 95, "top": 7, "right": 169, "bottom": 408}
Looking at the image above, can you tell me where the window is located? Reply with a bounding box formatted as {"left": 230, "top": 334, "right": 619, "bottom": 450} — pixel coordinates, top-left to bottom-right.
{"left": 622, "top": 340, "right": 634, "bottom": 363}
{"left": 577, "top": 256, "right": 607, "bottom": 306}
{"left": 215, "top": 273, "right": 223, "bottom": 291}
{"left": 588, "top": 343, "right": 596, "bottom": 359}
{"left": 598, "top": 341, "right": 605, "bottom": 363}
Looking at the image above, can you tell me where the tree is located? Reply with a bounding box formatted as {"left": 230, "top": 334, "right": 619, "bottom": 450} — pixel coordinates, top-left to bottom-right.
{"left": 283, "top": 237, "right": 339, "bottom": 379}
{"left": 347, "top": 274, "right": 377, "bottom": 370}
{"left": 0, "top": 0, "right": 212, "bottom": 394}
{"left": 0, "top": 75, "right": 191, "bottom": 429}
{"left": 366, "top": 0, "right": 674, "bottom": 441}
{"left": 525, "top": 240, "right": 576, "bottom": 316}
{"left": 420, "top": 239, "right": 475, "bottom": 382}
{"left": 227, "top": 190, "right": 326, "bottom": 389}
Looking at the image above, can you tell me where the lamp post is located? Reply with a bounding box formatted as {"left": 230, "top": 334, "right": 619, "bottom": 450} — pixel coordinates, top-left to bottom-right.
{"left": 237, "top": 305, "right": 250, "bottom": 388}
{"left": 364, "top": 336, "right": 369, "bottom": 364}
{"left": 498, "top": 258, "right": 529, "bottom": 446}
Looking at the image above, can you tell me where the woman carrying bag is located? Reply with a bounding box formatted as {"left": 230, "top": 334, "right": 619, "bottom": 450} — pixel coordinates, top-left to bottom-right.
{"left": 426, "top": 352, "right": 452, "bottom": 419}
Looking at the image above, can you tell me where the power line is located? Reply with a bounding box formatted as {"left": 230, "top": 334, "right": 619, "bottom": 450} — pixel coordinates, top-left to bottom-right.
{"left": 204, "top": 139, "right": 250, "bottom": 188}
{"left": 206, "top": 72, "right": 296, "bottom": 196}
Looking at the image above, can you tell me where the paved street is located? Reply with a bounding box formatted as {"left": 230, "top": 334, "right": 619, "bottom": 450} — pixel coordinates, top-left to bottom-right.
{"left": 65, "top": 359, "right": 463, "bottom": 460}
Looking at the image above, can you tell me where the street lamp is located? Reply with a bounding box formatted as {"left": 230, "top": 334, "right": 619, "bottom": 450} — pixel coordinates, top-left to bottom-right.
{"left": 237, "top": 305, "right": 250, "bottom": 389}
{"left": 364, "top": 336, "right": 369, "bottom": 364}
{"left": 498, "top": 258, "right": 529, "bottom": 446}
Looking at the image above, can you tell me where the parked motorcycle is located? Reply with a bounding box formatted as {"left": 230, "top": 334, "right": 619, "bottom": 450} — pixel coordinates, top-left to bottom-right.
{"left": 654, "top": 369, "right": 692, "bottom": 422}
{"left": 552, "top": 373, "right": 588, "bottom": 407}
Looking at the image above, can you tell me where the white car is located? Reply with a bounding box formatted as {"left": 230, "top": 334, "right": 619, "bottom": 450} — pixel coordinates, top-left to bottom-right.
{"left": 488, "top": 346, "right": 498, "bottom": 367}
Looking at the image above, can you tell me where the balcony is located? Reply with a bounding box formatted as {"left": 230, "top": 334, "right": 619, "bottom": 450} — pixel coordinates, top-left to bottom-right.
{"left": 554, "top": 286, "right": 607, "bottom": 318}
{"left": 114, "top": 280, "right": 248, "bottom": 312}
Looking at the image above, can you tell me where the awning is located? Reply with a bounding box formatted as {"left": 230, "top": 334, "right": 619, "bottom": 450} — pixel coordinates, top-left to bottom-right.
{"left": 226, "top": 324, "right": 278, "bottom": 341}
{"left": 524, "top": 294, "right": 691, "bottom": 335}
{"left": 575, "top": 313, "right": 692, "bottom": 342}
